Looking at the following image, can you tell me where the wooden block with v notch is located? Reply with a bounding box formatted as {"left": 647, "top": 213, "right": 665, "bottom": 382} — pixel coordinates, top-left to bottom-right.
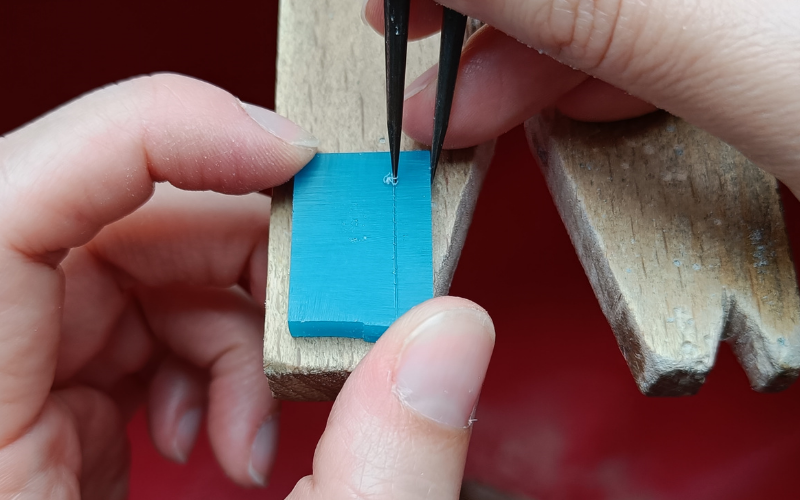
{"left": 263, "top": 0, "right": 495, "bottom": 401}
{"left": 527, "top": 111, "right": 800, "bottom": 396}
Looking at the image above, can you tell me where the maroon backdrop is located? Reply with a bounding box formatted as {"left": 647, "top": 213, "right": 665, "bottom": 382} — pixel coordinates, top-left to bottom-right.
{"left": 3, "top": 1, "right": 800, "bottom": 499}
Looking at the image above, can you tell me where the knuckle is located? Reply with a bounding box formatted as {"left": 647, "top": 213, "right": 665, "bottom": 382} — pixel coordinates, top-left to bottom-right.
{"left": 538, "top": 0, "right": 634, "bottom": 72}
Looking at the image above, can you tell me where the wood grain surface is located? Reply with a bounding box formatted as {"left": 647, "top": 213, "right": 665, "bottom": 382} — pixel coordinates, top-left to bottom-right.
{"left": 265, "top": 0, "right": 494, "bottom": 401}
{"left": 527, "top": 111, "right": 800, "bottom": 396}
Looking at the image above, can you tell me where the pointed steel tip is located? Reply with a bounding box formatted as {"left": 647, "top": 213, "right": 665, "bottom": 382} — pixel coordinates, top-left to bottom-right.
{"left": 428, "top": 8, "right": 467, "bottom": 184}
{"left": 384, "top": 0, "right": 409, "bottom": 184}
{"left": 430, "top": 148, "right": 441, "bottom": 180}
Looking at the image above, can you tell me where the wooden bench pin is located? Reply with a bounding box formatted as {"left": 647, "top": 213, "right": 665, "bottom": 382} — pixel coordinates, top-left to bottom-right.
{"left": 264, "top": 0, "right": 800, "bottom": 401}
{"left": 527, "top": 112, "right": 800, "bottom": 396}
{"left": 263, "top": 0, "right": 494, "bottom": 401}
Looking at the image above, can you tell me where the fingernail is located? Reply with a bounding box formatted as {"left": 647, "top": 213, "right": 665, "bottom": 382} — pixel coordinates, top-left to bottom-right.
{"left": 394, "top": 308, "right": 495, "bottom": 428}
{"left": 174, "top": 407, "right": 202, "bottom": 463}
{"left": 240, "top": 101, "right": 319, "bottom": 149}
{"left": 249, "top": 415, "right": 280, "bottom": 487}
{"left": 405, "top": 65, "right": 438, "bottom": 100}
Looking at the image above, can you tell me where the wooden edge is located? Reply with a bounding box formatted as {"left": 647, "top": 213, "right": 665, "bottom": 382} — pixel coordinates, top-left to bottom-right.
{"left": 725, "top": 292, "right": 800, "bottom": 392}
{"left": 525, "top": 112, "right": 800, "bottom": 395}
{"left": 524, "top": 113, "right": 706, "bottom": 395}
{"left": 264, "top": 144, "right": 495, "bottom": 401}
{"left": 433, "top": 142, "right": 496, "bottom": 296}
{"left": 266, "top": 370, "right": 351, "bottom": 401}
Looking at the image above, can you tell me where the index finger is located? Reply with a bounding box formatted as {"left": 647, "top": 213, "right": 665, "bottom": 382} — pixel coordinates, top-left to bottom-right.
{"left": 0, "top": 73, "right": 316, "bottom": 446}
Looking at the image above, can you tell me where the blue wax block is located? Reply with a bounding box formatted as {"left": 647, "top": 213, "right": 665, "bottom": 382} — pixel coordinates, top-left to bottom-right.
{"left": 288, "top": 151, "right": 433, "bottom": 342}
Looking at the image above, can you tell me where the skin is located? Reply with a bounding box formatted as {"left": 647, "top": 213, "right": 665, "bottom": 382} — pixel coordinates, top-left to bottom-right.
{"left": 0, "top": 74, "right": 495, "bottom": 500}
{"left": 364, "top": 0, "right": 800, "bottom": 193}
{"left": 1, "top": 0, "right": 799, "bottom": 498}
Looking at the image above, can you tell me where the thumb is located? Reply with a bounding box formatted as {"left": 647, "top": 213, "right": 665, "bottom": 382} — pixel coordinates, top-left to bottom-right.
{"left": 288, "top": 297, "right": 495, "bottom": 500}
{"left": 442, "top": 0, "right": 800, "bottom": 180}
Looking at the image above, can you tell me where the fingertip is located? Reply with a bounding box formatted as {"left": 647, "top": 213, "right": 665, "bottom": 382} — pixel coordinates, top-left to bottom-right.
{"left": 129, "top": 73, "right": 315, "bottom": 193}
{"left": 361, "top": 0, "right": 383, "bottom": 34}
{"left": 173, "top": 407, "right": 203, "bottom": 464}
{"left": 393, "top": 296, "right": 491, "bottom": 334}
{"left": 137, "top": 285, "right": 279, "bottom": 487}
{"left": 248, "top": 415, "right": 280, "bottom": 487}
{"left": 205, "top": 346, "right": 279, "bottom": 487}
{"left": 238, "top": 101, "right": 318, "bottom": 185}
{"left": 206, "top": 372, "right": 280, "bottom": 487}
{"left": 147, "top": 357, "right": 207, "bottom": 464}
{"left": 362, "top": 0, "right": 444, "bottom": 40}
{"left": 239, "top": 101, "right": 319, "bottom": 150}
{"left": 298, "top": 296, "right": 494, "bottom": 498}
{"left": 392, "top": 300, "right": 495, "bottom": 429}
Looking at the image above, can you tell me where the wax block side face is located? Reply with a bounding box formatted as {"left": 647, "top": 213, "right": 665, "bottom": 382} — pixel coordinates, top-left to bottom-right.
{"left": 394, "top": 156, "right": 434, "bottom": 320}
{"left": 288, "top": 151, "right": 433, "bottom": 342}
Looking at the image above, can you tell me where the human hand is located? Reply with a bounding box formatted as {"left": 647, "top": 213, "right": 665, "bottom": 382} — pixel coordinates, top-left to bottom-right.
{"left": 286, "top": 297, "right": 494, "bottom": 499}
{"left": 0, "top": 73, "right": 315, "bottom": 497}
{"left": 362, "top": 0, "right": 800, "bottom": 195}
{"left": 0, "top": 73, "right": 495, "bottom": 499}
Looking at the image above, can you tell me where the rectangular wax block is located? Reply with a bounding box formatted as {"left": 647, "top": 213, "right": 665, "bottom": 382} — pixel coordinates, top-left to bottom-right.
{"left": 288, "top": 151, "right": 433, "bottom": 342}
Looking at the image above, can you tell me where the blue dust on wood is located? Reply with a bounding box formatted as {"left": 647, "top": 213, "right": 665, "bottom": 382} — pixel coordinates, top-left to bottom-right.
{"left": 288, "top": 151, "right": 433, "bottom": 342}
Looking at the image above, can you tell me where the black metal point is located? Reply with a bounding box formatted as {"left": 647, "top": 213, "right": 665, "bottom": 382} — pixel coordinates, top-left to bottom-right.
{"left": 430, "top": 8, "right": 467, "bottom": 180}
{"left": 384, "top": 0, "right": 410, "bottom": 180}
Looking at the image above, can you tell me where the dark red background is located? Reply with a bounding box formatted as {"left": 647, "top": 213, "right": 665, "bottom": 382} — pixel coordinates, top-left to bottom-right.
{"left": 2, "top": 1, "right": 799, "bottom": 499}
